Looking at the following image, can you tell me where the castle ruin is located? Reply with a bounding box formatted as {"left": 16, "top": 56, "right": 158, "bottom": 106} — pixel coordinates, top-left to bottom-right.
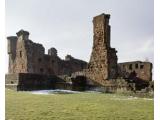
{"left": 5, "top": 13, "right": 153, "bottom": 92}
{"left": 86, "top": 14, "right": 118, "bottom": 82}
{"left": 7, "top": 31, "right": 87, "bottom": 75}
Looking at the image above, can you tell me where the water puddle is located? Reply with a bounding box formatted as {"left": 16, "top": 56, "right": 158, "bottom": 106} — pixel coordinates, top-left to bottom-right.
{"left": 31, "top": 89, "right": 81, "bottom": 95}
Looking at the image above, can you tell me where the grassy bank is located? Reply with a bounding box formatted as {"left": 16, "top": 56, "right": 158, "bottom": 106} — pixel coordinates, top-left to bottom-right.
{"left": 6, "top": 89, "right": 153, "bottom": 120}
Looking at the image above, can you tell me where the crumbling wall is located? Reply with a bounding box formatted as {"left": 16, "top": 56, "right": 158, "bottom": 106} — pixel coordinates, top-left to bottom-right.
{"left": 5, "top": 73, "right": 69, "bottom": 91}
{"left": 86, "top": 13, "right": 118, "bottom": 84}
{"left": 7, "top": 30, "right": 87, "bottom": 76}
{"left": 60, "top": 55, "right": 87, "bottom": 75}
{"left": 7, "top": 36, "right": 17, "bottom": 73}
{"left": 13, "top": 31, "right": 29, "bottom": 73}
{"left": 118, "top": 61, "right": 152, "bottom": 81}
{"left": 6, "top": 14, "right": 153, "bottom": 92}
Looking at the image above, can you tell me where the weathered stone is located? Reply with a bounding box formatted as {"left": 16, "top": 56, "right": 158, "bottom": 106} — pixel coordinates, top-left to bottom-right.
{"left": 118, "top": 61, "right": 152, "bottom": 81}
{"left": 5, "top": 73, "right": 71, "bottom": 91}
{"left": 6, "top": 13, "right": 153, "bottom": 92}
{"left": 86, "top": 13, "right": 118, "bottom": 85}
{"left": 7, "top": 29, "right": 87, "bottom": 76}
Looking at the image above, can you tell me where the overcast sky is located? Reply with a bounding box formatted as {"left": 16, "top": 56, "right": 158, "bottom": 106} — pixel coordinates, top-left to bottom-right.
{"left": 6, "top": 0, "right": 153, "bottom": 64}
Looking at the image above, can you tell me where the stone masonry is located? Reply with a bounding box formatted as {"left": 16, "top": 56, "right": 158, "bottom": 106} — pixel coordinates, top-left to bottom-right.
{"left": 7, "top": 30, "right": 87, "bottom": 76}
{"left": 83, "top": 13, "right": 152, "bottom": 91}
{"left": 6, "top": 13, "right": 153, "bottom": 91}
{"left": 86, "top": 13, "right": 118, "bottom": 85}
{"left": 118, "top": 61, "right": 152, "bottom": 81}
{"left": 6, "top": 30, "right": 87, "bottom": 90}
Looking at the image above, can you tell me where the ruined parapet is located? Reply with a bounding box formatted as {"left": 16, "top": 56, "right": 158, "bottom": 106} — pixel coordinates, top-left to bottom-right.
{"left": 16, "top": 29, "right": 29, "bottom": 40}
{"left": 86, "top": 13, "right": 118, "bottom": 84}
{"left": 48, "top": 47, "right": 57, "bottom": 56}
{"left": 65, "top": 55, "right": 74, "bottom": 61}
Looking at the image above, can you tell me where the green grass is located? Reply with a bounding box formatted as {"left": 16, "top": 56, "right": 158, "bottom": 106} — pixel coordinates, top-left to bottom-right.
{"left": 6, "top": 89, "right": 153, "bottom": 120}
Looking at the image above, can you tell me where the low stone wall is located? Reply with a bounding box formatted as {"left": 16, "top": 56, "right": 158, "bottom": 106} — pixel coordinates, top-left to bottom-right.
{"left": 6, "top": 73, "right": 148, "bottom": 93}
{"left": 5, "top": 73, "right": 65, "bottom": 91}
{"left": 5, "top": 73, "right": 87, "bottom": 91}
{"left": 5, "top": 74, "right": 19, "bottom": 84}
{"left": 5, "top": 84, "right": 18, "bottom": 91}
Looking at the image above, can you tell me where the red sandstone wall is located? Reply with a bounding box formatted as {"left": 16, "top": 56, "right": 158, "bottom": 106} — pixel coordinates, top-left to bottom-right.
{"left": 118, "top": 61, "right": 152, "bottom": 81}
{"left": 8, "top": 30, "right": 87, "bottom": 76}
{"left": 87, "top": 14, "right": 118, "bottom": 83}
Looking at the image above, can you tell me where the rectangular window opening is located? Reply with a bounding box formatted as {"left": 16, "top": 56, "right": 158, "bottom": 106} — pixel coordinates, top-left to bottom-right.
{"left": 20, "top": 51, "right": 22, "bottom": 58}
{"left": 129, "top": 64, "right": 132, "bottom": 70}
{"left": 135, "top": 64, "right": 138, "bottom": 69}
{"left": 140, "top": 65, "right": 144, "bottom": 69}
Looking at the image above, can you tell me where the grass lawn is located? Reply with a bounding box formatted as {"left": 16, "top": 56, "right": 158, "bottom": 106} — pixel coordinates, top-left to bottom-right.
{"left": 6, "top": 89, "right": 153, "bottom": 120}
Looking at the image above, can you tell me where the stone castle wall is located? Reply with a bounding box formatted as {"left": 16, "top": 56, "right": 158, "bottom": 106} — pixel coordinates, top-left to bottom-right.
{"left": 5, "top": 73, "right": 73, "bottom": 91}
{"left": 7, "top": 30, "right": 87, "bottom": 76}
{"left": 118, "top": 61, "right": 152, "bottom": 81}
{"left": 6, "top": 13, "right": 153, "bottom": 92}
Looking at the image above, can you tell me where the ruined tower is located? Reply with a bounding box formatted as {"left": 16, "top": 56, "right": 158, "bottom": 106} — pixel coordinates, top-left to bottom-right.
{"left": 87, "top": 13, "right": 118, "bottom": 83}
{"left": 7, "top": 36, "right": 17, "bottom": 73}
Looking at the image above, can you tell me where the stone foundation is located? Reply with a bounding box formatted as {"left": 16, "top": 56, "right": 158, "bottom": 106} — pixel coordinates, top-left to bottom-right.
{"left": 5, "top": 73, "right": 63, "bottom": 91}
{"left": 5, "top": 73, "right": 87, "bottom": 91}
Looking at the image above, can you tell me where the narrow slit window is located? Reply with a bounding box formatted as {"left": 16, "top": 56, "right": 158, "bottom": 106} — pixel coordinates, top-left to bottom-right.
{"left": 135, "top": 64, "right": 138, "bottom": 69}
{"left": 129, "top": 64, "right": 132, "bottom": 70}
{"left": 20, "top": 51, "right": 22, "bottom": 58}
{"left": 123, "top": 65, "right": 125, "bottom": 69}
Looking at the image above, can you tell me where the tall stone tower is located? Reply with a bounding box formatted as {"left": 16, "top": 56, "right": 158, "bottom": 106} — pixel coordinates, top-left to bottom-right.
{"left": 87, "top": 13, "right": 118, "bottom": 83}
